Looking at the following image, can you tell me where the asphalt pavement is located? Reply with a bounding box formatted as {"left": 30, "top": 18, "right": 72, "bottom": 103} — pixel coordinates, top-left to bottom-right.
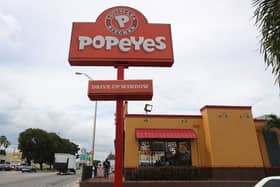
{"left": 0, "top": 171, "right": 80, "bottom": 187}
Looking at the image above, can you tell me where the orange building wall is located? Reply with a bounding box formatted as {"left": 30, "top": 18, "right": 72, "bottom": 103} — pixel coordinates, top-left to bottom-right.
{"left": 124, "top": 105, "right": 270, "bottom": 169}
{"left": 200, "top": 106, "right": 263, "bottom": 167}
{"left": 201, "top": 110, "right": 214, "bottom": 166}
{"left": 124, "top": 115, "right": 204, "bottom": 168}
{"left": 255, "top": 120, "right": 270, "bottom": 167}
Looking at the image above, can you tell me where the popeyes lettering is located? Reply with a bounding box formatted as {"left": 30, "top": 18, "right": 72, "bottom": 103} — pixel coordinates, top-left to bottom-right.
{"left": 79, "top": 35, "right": 166, "bottom": 52}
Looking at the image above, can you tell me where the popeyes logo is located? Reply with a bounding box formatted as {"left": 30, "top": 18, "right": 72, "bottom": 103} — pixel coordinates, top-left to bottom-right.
{"left": 69, "top": 6, "right": 174, "bottom": 67}
{"left": 105, "top": 8, "right": 138, "bottom": 36}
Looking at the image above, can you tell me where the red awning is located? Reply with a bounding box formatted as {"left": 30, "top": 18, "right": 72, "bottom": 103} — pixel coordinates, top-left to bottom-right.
{"left": 135, "top": 128, "right": 197, "bottom": 139}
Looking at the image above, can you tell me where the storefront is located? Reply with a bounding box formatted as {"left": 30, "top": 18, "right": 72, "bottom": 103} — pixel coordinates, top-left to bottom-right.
{"left": 136, "top": 129, "right": 195, "bottom": 167}
{"left": 124, "top": 105, "right": 280, "bottom": 170}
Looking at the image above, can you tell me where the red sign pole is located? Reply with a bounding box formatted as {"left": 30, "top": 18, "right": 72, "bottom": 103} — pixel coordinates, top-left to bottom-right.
{"left": 69, "top": 6, "right": 172, "bottom": 187}
{"left": 115, "top": 65, "right": 125, "bottom": 187}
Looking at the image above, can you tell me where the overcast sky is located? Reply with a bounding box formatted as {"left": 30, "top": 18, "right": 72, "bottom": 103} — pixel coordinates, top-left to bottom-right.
{"left": 1, "top": 0, "right": 279, "bottom": 160}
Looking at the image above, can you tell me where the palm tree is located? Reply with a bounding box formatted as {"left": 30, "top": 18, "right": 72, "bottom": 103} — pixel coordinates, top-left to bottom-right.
{"left": 0, "top": 135, "right": 10, "bottom": 150}
{"left": 263, "top": 114, "right": 280, "bottom": 131}
{"left": 253, "top": 0, "right": 280, "bottom": 87}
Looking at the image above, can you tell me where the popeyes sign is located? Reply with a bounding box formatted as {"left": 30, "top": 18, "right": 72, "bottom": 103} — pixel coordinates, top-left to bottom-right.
{"left": 69, "top": 6, "right": 174, "bottom": 67}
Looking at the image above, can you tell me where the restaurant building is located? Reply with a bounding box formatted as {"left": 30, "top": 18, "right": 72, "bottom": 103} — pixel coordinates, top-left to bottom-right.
{"left": 124, "top": 105, "right": 280, "bottom": 169}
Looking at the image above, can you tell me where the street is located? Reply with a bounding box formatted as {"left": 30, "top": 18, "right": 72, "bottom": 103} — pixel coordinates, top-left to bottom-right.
{"left": 0, "top": 171, "right": 80, "bottom": 187}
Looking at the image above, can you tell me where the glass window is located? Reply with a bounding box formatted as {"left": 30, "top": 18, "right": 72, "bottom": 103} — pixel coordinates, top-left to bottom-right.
{"left": 138, "top": 140, "right": 192, "bottom": 167}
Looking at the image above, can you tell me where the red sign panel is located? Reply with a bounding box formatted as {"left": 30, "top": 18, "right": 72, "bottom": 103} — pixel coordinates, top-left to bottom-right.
{"left": 88, "top": 80, "right": 153, "bottom": 100}
{"left": 69, "top": 6, "right": 173, "bottom": 67}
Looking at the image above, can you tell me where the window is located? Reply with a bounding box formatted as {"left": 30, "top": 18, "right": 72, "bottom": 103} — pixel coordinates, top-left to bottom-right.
{"left": 138, "top": 140, "right": 192, "bottom": 167}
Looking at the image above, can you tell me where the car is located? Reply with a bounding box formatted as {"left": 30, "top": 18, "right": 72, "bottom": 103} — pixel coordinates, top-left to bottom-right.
{"left": 21, "top": 165, "right": 37, "bottom": 172}
{"left": 0, "top": 164, "right": 5, "bottom": 171}
{"left": 15, "top": 164, "right": 27, "bottom": 171}
{"left": 4, "top": 164, "right": 13, "bottom": 171}
{"left": 0, "top": 164, "right": 12, "bottom": 171}
{"left": 255, "top": 176, "right": 280, "bottom": 187}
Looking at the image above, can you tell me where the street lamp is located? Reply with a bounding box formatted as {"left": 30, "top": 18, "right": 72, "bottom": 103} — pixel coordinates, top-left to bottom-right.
{"left": 75, "top": 72, "right": 97, "bottom": 166}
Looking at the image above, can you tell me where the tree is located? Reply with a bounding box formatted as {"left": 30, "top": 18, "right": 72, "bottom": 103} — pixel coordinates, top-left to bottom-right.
{"left": 253, "top": 0, "right": 280, "bottom": 87}
{"left": 45, "top": 132, "right": 61, "bottom": 168}
{"left": 18, "top": 128, "right": 79, "bottom": 169}
{"left": 0, "top": 135, "right": 10, "bottom": 150}
{"left": 59, "top": 138, "right": 79, "bottom": 155}
{"left": 18, "top": 128, "right": 51, "bottom": 169}
{"left": 44, "top": 133, "right": 79, "bottom": 168}
{"left": 263, "top": 114, "right": 280, "bottom": 131}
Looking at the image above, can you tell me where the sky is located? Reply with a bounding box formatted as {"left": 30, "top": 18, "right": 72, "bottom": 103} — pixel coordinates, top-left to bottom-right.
{"left": 0, "top": 0, "right": 279, "bottom": 160}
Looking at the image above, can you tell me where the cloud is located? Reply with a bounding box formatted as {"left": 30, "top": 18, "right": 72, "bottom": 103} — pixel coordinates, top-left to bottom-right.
{"left": 0, "top": 64, "right": 116, "bottom": 159}
{"left": 0, "top": 0, "right": 279, "bottom": 161}
{"left": 0, "top": 12, "right": 21, "bottom": 49}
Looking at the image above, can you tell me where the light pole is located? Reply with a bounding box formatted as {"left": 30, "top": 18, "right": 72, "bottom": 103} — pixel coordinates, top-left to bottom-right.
{"left": 75, "top": 72, "right": 97, "bottom": 166}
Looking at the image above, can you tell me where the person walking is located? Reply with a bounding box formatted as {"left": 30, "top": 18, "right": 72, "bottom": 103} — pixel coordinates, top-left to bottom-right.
{"left": 103, "top": 159, "right": 110, "bottom": 178}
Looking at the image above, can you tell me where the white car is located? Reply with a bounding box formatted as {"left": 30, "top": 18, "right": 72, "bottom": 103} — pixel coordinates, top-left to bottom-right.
{"left": 255, "top": 176, "right": 280, "bottom": 187}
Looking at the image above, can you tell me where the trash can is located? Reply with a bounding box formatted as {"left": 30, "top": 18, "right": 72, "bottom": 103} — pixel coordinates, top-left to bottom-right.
{"left": 81, "top": 165, "right": 92, "bottom": 181}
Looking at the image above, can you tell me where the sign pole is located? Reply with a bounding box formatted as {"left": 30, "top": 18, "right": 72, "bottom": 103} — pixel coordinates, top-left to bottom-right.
{"left": 69, "top": 6, "right": 173, "bottom": 187}
{"left": 115, "top": 65, "right": 125, "bottom": 187}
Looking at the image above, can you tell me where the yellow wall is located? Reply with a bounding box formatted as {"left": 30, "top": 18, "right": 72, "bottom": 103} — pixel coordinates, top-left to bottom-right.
{"left": 6, "top": 151, "right": 23, "bottom": 164}
{"left": 255, "top": 120, "right": 270, "bottom": 167}
{"left": 200, "top": 110, "right": 213, "bottom": 166}
{"left": 124, "top": 105, "right": 269, "bottom": 168}
{"left": 201, "top": 107, "right": 263, "bottom": 167}
{"left": 124, "top": 115, "right": 204, "bottom": 168}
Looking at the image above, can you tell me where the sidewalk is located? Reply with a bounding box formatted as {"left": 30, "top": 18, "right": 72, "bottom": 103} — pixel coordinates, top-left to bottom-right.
{"left": 87, "top": 173, "right": 114, "bottom": 183}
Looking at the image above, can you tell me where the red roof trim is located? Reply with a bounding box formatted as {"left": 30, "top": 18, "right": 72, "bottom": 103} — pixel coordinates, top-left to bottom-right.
{"left": 135, "top": 128, "right": 197, "bottom": 139}
{"left": 126, "top": 114, "right": 202, "bottom": 119}
{"left": 200, "top": 105, "right": 252, "bottom": 112}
